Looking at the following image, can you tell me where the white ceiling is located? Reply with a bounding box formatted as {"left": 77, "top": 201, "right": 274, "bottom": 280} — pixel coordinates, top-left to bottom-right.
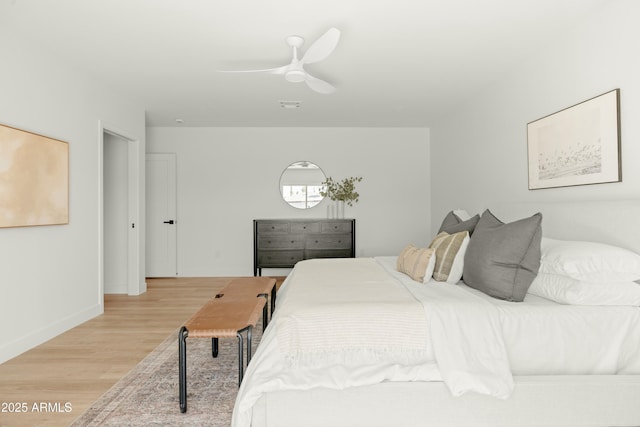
{"left": 1, "top": 0, "right": 607, "bottom": 127}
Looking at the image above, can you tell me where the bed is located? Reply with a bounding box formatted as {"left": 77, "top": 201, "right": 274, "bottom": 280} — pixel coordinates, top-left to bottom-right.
{"left": 232, "top": 208, "right": 640, "bottom": 427}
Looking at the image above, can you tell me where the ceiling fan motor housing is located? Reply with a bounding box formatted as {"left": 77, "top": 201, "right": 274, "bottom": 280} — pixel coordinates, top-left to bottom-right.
{"left": 285, "top": 70, "right": 306, "bottom": 83}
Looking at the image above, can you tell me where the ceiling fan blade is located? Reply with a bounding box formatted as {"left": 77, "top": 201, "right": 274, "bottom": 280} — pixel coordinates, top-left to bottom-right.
{"left": 301, "top": 27, "right": 340, "bottom": 64}
{"left": 218, "top": 65, "right": 289, "bottom": 75}
{"left": 304, "top": 73, "right": 336, "bottom": 94}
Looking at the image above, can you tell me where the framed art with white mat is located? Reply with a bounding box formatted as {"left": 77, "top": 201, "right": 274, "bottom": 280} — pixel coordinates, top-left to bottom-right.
{"left": 527, "top": 89, "right": 621, "bottom": 190}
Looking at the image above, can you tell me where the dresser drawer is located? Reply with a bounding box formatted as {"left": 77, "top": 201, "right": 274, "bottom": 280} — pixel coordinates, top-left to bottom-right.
{"left": 321, "top": 222, "right": 353, "bottom": 233}
{"left": 257, "top": 222, "right": 289, "bottom": 233}
{"left": 258, "top": 235, "right": 305, "bottom": 249}
{"left": 258, "top": 250, "right": 304, "bottom": 266}
{"left": 306, "top": 249, "right": 353, "bottom": 259}
{"left": 306, "top": 234, "right": 352, "bottom": 250}
{"left": 290, "top": 222, "right": 321, "bottom": 233}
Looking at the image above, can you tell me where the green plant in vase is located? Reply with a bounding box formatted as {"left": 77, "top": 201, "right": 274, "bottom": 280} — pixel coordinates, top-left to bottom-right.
{"left": 320, "top": 176, "right": 363, "bottom": 218}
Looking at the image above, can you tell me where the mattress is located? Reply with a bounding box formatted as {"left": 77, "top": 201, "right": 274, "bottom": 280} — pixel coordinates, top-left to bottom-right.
{"left": 232, "top": 257, "right": 640, "bottom": 427}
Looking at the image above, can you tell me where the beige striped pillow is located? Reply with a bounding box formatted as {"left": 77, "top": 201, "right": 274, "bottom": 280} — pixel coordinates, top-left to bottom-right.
{"left": 397, "top": 244, "right": 436, "bottom": 283}
{"left": 428, "top": 231, "right": 470, "bottom": 283}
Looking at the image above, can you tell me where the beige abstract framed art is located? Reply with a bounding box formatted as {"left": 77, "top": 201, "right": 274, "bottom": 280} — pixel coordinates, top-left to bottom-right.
{"left": 0, "top": 123, "right": 69, "bottom": 228}
{"left": 527, "top": 89, "right": 621, "bottom": 190}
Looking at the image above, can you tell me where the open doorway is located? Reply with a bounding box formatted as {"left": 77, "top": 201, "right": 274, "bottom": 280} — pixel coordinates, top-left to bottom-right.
{"left": 99, "top": 122, "right": 143, "bottom": 296}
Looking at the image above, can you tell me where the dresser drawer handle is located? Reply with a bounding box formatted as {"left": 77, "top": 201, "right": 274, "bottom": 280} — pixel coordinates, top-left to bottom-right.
{"left": 291, "top": 240, "right": 295, "bottom": 243}
{"left": 315, "top": 240, "right": 319, "bottom": 243}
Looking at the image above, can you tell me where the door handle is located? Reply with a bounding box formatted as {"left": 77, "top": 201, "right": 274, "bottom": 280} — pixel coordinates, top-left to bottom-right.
{"left": 163, "top": 220, "right": 175, "bottom": 224}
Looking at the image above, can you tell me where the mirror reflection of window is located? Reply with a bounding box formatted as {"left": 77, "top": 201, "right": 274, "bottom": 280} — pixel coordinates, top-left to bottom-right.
{"left": 282, "top": 185, "right": 324, "bottom": 209}
{"left": 280, "top": 161, "right": 326, "bottom": 209}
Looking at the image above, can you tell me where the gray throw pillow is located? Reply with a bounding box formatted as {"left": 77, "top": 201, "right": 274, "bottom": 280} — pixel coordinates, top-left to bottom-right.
{"left": 438, "top": 211, "right": 480, "bottom": 236}
{"left": 463, "top": 210, "right": 542, "bottom": 302}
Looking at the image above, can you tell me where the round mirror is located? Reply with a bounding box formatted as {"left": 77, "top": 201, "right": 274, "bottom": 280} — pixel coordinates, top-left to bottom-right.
{"left": 279, "top": 161, "right": 326, "bottom": 209}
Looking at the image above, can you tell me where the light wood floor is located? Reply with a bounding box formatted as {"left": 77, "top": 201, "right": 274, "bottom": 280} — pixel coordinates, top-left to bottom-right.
{"left": 0, "top": 277, "right": 283, "bottom": 427}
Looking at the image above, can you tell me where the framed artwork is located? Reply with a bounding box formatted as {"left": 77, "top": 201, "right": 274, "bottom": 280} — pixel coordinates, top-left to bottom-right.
{"left": 0, "top": 124, "right": 69, "bottom": 228}
{"left": 527, "top": 89, "right": 621, "bottom": 190}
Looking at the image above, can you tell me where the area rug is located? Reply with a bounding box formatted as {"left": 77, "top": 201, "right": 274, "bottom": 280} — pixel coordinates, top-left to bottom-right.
{"left": 71, "top": 321, "right": 263, "bottom": 427}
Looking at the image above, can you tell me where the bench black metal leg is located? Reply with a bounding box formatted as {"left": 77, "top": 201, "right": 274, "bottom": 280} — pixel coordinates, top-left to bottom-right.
{"left": 263, "top": 304, "right": 268, "bottom": 331}
{"left": 179, "top": 326, "right": 189, "bottom": 413}
{"left": 258, "top": 293, "right": 268, "bottom": 331}
{"left": 271, "top": 284, "right": 276, "bottom": 314}
{"left": 212, "top": 337, "right": 218, "bottom": 358}
{"left": 236, "top": 332, "right": 244, "bottom": 386}
{"left": 247, "top": 326, "right": 253, "bottom": 363}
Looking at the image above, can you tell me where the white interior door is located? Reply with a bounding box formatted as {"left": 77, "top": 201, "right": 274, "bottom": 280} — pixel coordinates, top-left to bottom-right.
{"left": 146, "top": 153, "right": 177, "bottom": 277}
{"left": 103, "top": 133, "right": 129, "bottom": 292}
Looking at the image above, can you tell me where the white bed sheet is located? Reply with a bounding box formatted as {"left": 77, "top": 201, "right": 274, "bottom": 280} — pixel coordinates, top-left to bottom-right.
{"left": 232, "top": 257, "right": 640, "bottom": 427}
{"left": 375, "top": 257, "right": 640, "bottom": 376}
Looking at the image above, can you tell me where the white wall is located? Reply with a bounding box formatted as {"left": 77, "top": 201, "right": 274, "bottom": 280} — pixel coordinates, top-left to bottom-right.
{"left": 430, "top": 0, "right": 640, "bottom": 252}
{"left": 0, "top": 31, "right": 146, "bottom": 363}
{"left": 146, "top": 127, "right": 430, "bottom": 276}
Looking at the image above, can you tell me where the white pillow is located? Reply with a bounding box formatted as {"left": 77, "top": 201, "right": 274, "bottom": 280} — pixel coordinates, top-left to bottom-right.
{"left": 452, "top": 209, "right": 471, "bottom": 221}
{"left": 528, "top": 273, "right": 640, "bottom": 306}
{"left": 539, "top": 238, "right": 640, "bottom": 282}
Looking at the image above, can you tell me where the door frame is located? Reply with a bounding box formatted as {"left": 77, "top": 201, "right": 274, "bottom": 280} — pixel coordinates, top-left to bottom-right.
{"left": 98, "top": 120, "right": 144, "bottom": 297}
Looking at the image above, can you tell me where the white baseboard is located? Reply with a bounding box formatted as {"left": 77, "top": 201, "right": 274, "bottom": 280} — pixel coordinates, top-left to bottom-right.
{"left": 104, "top": 280, "right": 147, "bottom": 295}
{"left": 138, "top": 279, "right": 147, "bottom": 295}
{"left": 104, "top": 281, "right": 128, "bottom": 294}
{"left": 0, "top": 303, "right": 103, "bottom": 364}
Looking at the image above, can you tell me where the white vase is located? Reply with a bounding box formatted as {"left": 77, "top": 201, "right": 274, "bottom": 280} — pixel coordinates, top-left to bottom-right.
{"left": 336, "top": 200, "right": 345, "bottom": 219}
{"left": 327, "top": 204, "right": 335, "bottom": 219}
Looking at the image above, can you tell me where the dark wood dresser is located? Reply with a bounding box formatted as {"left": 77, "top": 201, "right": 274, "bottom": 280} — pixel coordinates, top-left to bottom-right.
{"left": 253, "top": 219, "right": 356, "bottom": 276}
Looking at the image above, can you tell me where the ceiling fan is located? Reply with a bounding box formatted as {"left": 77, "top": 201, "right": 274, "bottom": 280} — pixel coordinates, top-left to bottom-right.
{"left": 219, "top": 27, "right": 340, "bottom": 94}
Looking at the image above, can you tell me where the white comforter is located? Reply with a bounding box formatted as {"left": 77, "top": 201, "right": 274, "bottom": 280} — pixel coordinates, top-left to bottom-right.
{"left": 233, "top": 258, "right": 512, "bottom": 427}
{"left": 232, "top": 257, "right": 640, "bottom": 427}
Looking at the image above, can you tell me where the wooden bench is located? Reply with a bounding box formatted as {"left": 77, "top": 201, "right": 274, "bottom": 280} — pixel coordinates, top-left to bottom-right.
{"left": 178, "top": 277, "right": 276, "bottom": 413}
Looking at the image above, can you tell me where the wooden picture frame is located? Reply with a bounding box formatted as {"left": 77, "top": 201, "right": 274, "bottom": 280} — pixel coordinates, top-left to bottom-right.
{"left": 527, "top": 89, "right": 621, "bottom": 190}
{"left": 0, "top": 124, "right": 69, "bottom": 227}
